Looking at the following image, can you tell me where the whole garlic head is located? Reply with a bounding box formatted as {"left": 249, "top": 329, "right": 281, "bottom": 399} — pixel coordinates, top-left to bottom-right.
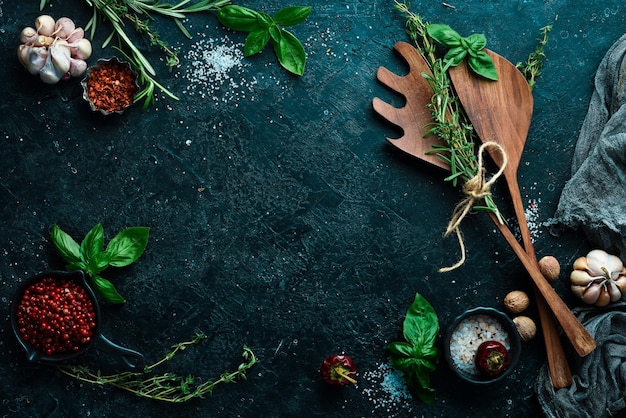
{"left": 18, "top": 15, "right": 91, "bottom": 84}
{"left": 570, "top": 249, "right": 626, "bottom": 307}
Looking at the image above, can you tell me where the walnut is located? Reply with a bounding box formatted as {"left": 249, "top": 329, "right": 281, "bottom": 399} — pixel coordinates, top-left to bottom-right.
{"left": 538, "top": 255, "right": 561, "bottom": 282}
{"left": 513, "top": 316, "right": 537, "bottom": 341}
{"left": 503, "top": 290, "right": 530, "bottom": 314}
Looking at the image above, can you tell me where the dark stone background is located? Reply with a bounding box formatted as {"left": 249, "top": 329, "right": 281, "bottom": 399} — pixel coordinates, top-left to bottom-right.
{"left": 1, "top": 1, "right": 624, "bottom": 416}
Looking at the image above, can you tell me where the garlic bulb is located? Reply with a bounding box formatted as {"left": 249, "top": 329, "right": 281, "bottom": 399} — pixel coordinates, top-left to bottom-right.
{"left": 570, "top": 249, "right": 626, "bottom": 307}
{"left": 18, "top": 15, "right": 91, "bottom": 84}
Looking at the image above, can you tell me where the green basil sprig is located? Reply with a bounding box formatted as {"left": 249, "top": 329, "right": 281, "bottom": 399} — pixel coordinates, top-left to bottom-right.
{"left": 426, "top": 23, "right": 498, "bottom": 80}
{"left": 51, "top": 224, "right": 149, "bottom": 304}
{"left": 218, "top": 5, "right": 311, "bottom": 76}
{"left": 387, "top": 293, "right": 440, "bottom": 404}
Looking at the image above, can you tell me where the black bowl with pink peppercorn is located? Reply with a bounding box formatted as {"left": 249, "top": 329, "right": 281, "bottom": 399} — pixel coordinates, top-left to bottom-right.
{"left": 11, "top": 270, "right": 144, "bottom": 370}
{"left": 443, "top": 307, "right": 521, "bottom": 384}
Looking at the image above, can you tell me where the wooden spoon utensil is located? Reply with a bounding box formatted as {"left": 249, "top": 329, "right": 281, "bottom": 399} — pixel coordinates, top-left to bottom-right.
{"left": 373, "top": 42, "right": 594, "bottom": 383}
{"left": 449, "top": 50, "right": 580, "bottom": 384}
{"left": 449, "top": 50, "right": 535, "bottom": 262}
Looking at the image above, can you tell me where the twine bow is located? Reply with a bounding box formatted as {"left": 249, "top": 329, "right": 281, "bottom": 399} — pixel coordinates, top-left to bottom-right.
{"left": 439, "top": 141, "right": 508, "bottom": 272}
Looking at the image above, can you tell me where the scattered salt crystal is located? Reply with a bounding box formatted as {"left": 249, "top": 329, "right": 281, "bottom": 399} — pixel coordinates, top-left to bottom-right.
{"left": 180, "top": 35, "right": 258, "bottom": 105}
{"left": 362, "top": 362, "right": 414, "bottom": 416}
{"left": 525, "top": 198, "right": 543, "bottom": 241}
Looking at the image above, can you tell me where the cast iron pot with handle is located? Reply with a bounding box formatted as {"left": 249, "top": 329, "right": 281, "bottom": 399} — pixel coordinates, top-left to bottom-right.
{"left": 11, "top": 270, "right": 145, "bottom": 371}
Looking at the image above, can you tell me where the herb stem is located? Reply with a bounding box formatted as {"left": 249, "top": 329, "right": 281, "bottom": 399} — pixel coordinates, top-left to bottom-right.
{"left": 41, "top": 0, "right": 231, "bottom": 110}
{"left": 517, "top": 24, "right": 552, "bottom": 91}
{"left": 57, "top": 337, "right": 256, "bottom": 402}
{"left": 395, "top": 1, "right": 504, "bottom": 224}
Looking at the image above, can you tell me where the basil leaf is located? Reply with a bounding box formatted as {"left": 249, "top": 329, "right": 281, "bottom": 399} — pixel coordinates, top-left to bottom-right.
{"left": 402, "top": 293, "right": 439, "bottom": 348}
{"left": 91, "top": 274, "right": 125, "bottom": 304}
{"left": 426, "top": 23, "right": 461, "bottom": 48}
{"left": 106, "top": 226, "right": 150, "bottom": 267}
{"left": 273, "top": 28, "right": 306, "bottom": 76}
{"left": 50, "top": 225, "right": 81, "bottom": 264}
{"left": 86, "top": 250, "right": 112, "bottom": 276}
{"left": 468, "top": 50, "right": 498, "bottom": 80}
{"left": 244, "top": 29, "right": 270, "bottom": 57}
{"left": 464, "top": 33, "right": 487, "bottom": 51}
{"left": 390, "top": 355, "right": 418, "bottom": 371}
{"left": 444, "top": 47, "right": 467, "bottom": 67}
{"left": 412, "top": 380, "right": 436, "bottom": 405}
{"left": 273, "top": 6, "right": 311, "bottom": 27}
{"left": 387, "top": 341, "right": 414, "bottom": 360}
{"left": 80, "top": 224, "right": 105, "bottom": 264}
{"left": 67, "top": 260, "right": 87, "bottom": 272}
{"left": 217, "top": 5, "right": 272, "bottom": 32}
{"left": 387, "top": 293, "right": 439, "bottom": 404}
{"left": 268, "top": 25, "right": 281, "bottom": 43}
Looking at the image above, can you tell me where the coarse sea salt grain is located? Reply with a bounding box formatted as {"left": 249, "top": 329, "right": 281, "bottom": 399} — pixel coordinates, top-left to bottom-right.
{"left": 448, "top": 313, "right": 510, "bottom": 376}
{"left": 181, "top": 34, "right": 258, "bottom": 105}
{"left": 361, "top": 362, "right": 414, "bottom": 417}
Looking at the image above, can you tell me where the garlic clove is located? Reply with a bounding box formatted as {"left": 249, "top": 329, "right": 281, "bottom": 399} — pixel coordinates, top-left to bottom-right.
{"left": 70, "top": 38, "right": 92, "bottom": 60}
{"left": 594, "top": 286, "right": 611, "bottom": 307}
{"left": 21, "top": 27, "right": 38, "bottom": 44}
{"left": 53, "top": 17, "right": 75, "bottom": 39}
{"left": 35, "top": 15, "right": 56, "bottom": 36}
{"left": 68, "top": 57, "right": 87, "bottom": 77}
{"left": 26, "top": 46, "right": 48, "bottom": 75}
{"left": 607, "top": 281, "right": 623, "bottom": 302}
{"left": 18, "top": 44, "right": 31, "bottom": 68}
{"left": 66, "top": 27, "right": 85, "bottom": 44}
{"left": 571, "top": 285, "right": 585, "bottom": 299}
{"left": 581, "top": 283, "right": 601, "bottom": 304}
{"left": 39, "top": 51, "right": 64, "bottom": 84}
{"left": 572, "top": 256, "right": 589, "bottom": 272}
{"left": 570, "top": 269, "right": 594, "bottom": 286}
{"left": 50, "top": 43, "right": 71, "bottom": 74}
{"left": 614, "top": 275, "right": 626, "bottom": 293}
{"left": 34, "top": 35, "right": 54, "bottom": 47}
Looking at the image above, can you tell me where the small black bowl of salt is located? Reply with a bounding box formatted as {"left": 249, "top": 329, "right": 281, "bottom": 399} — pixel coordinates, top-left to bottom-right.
{"left": 443, "top": 307, "right": 521, "bottom": 384}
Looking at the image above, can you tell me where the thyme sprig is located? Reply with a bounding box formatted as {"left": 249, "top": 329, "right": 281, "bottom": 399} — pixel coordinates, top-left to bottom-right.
{"left": 517, "top": 24, "right": 552, "bottom": 91}
{"left": 57, "top": 333, "right": 257, "bottom": 402}
{"left": 40, "top": 0, "right": 230, "bottom": 110}
{"left": 394, "top": 1, "right": 505, "bottom": 224}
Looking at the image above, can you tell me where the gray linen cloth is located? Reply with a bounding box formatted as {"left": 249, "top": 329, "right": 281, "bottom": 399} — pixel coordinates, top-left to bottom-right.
{"left": 536, "top": 302, "right": 626, "bottom": 418}
{"left": 538, "top": 34, "right": 626, "bottom": 418}
{"left": 546, "top": 33, "right": 626, "bottom": 258}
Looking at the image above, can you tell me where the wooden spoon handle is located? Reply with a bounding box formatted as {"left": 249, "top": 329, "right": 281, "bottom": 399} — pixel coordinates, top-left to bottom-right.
{"left": 487, "top": 211, "right": 596, "bottom": 357}
{"left": 533, "top": 286, "right": 573, "bottom": 387}
{"left": 503, "top": 171, "right": 573, "bottom": 386}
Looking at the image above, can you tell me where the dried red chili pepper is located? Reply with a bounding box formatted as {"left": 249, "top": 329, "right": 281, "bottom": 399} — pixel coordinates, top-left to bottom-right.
{"left": 320, "top": 354, "right": 357, "bottom": 385}
{"left": 475, "top": 340, "right": 509, "bottom": 378}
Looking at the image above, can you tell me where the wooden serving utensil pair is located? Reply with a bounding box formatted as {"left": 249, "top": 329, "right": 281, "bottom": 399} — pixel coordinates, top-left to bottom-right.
{"left": 373, "top": 41, "right": 596, "bottom": 388}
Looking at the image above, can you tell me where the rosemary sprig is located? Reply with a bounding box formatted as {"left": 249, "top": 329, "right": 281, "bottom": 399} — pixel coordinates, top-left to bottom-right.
{"left": 517, "top": 24, "right": 552, "bottom": 91}
{"left": 57, "top": 333, "right": 257, "bottom": 402}
{"left": 40, "top": 0, "right": 231, "bottom": 110}
{"left": 394, "top": 1, "right": 505, "bottom": 224}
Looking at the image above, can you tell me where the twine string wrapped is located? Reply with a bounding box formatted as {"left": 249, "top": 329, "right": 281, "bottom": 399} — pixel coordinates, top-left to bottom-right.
{"left": 440, "top": 141, "right": 508, "bottom": 272}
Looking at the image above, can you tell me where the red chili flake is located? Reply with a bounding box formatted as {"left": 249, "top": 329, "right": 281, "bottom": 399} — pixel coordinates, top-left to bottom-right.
{"left": 86, "top": 61, "right": 137, "bottom": 113}
{"left": 16, "top": 277, "right": 97, "bottom": 356}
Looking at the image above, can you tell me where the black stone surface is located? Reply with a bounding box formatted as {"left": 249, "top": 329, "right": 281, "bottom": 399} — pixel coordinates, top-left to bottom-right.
{"left": 1, "top": 1, "right": 625, "bottom": 417}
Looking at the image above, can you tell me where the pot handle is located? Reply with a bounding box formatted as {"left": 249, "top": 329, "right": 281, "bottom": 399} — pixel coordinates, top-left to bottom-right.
{"left": 95, "top": 334, "right": 145, "bottom": 371}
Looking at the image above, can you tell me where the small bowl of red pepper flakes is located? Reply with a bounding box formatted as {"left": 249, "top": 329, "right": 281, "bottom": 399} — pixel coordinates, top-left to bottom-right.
{"left": 81, "top": 57, "right": 139, "bottom": 115}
